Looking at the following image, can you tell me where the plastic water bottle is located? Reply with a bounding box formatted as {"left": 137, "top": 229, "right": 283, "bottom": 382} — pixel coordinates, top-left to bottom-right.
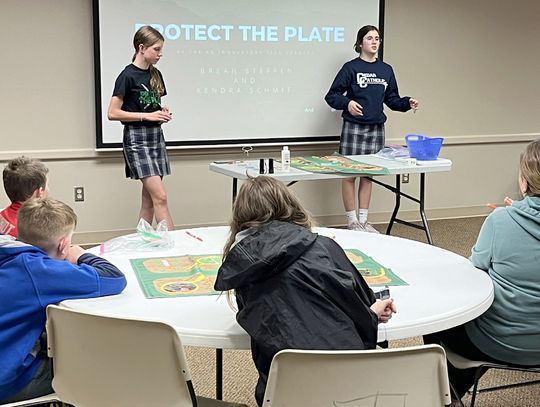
{"left": 281, "top": 146, "right": 290, "bottom": 172}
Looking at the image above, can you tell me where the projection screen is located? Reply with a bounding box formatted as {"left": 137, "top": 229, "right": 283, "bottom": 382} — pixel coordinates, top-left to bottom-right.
{"left": 94, "top": 0, "right": 383, "bottom": 149}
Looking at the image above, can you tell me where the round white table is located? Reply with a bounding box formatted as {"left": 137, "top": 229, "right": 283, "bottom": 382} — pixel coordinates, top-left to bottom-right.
{"left": 62, "top": 226, "right": 494, "bottom": 346}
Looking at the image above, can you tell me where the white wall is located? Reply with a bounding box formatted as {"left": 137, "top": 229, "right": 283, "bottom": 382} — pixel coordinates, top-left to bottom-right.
{"left": 0, "top": 0, "right": 536, "bottom": 244}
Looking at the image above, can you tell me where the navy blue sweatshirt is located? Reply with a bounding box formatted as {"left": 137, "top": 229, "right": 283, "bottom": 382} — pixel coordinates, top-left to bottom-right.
{"left": 325, "top": 58, "right": 410, "bottom": 125}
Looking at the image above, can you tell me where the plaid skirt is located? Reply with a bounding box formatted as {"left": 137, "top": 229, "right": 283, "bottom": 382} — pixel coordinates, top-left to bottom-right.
{"left": 123, "top": 125, "right": 171, "bottom": 179}
{"left": 339, "top": 121, "right": 385, "bottom": 155}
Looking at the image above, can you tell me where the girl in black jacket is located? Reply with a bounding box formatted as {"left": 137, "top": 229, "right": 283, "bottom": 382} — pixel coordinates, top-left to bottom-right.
{"left": 214, "top": 176, "right": 396, "bottom": 406}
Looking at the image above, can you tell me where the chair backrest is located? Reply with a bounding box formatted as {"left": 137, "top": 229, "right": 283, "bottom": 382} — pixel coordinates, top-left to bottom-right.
{"left": 262, "top": 344, "right": 452, "bottom": 407}
{"left": 46, "top": 305, "right": 195, "bottom": 407}
{"left": 0, "top": 394, "right": 60, "bottom": 407}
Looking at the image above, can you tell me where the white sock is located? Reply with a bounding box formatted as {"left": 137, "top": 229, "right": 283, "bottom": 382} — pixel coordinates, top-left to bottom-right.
{"left": 345, "top": 210, "right": 358, "bottom": 225}
{"left": 358, "top": 209, "right": 369, "bottom": 224}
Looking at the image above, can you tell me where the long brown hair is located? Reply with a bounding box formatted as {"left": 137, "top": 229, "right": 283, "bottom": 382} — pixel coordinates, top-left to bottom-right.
{"left": 520, "top": 139, "right": 540, "bottom": 196}
{"left": 222, "top": 176, "right": 313, "bottom": 259}
{"left": 221, "top": 176, "right": 313, "bottom": 309}
{"left": 132, "top": 25, "right": 165, "bottom": 96}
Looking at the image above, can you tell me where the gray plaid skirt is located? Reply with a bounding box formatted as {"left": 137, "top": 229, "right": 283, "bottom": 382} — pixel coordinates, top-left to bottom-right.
{"left": 123, "top": 125, "right": 171, "bottom": 179}
{"left": 339, "top": 121, "right": 385, "bottom": 155}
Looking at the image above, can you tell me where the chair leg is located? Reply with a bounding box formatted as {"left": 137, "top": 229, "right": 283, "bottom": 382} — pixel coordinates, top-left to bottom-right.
{"left": 449, "top": 382, "right": 465, "bottom": 407}
{"left": 469, "top": 366, "right": 487, "bottom": 407}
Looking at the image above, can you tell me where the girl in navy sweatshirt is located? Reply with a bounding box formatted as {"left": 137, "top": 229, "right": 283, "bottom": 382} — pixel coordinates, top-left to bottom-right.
{"left": 325, "top": 25, "right": 419, "bottom": 233}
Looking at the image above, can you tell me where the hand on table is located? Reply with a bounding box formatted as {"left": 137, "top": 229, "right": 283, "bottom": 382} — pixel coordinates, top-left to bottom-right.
{"left": 371, "top": 298, "right": 397, "bottom": 324}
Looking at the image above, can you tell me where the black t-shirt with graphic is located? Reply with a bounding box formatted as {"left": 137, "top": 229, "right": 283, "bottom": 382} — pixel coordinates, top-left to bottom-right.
{"left": 112, "top": 64, "right": 167, "bottom": 126}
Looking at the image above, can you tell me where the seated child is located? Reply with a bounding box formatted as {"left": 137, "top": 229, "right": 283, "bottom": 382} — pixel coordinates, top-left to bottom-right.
{"left": 0, "top": 157, "right": 49, "bottom": 237}
{"left": 214, "top": 176, "right": 396, "bottom": 406}
{"left": 0, "top": 198, "right": 127, "bottom": 403}
{"left": 424, "top": 139, "right": 540, "bottom": 401}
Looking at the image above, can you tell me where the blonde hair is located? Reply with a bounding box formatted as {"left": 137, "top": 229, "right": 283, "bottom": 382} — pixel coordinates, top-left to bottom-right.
{"left": 18, "top": 198, "right": 77, "bottom": 253}
{"left": 223, "top": 176, "right": 313, "bottom": 259}
{"left": 520, "top": 139, "right": 540, "bottom": 196}
{"left": 3, "top": 156, "right": 48, "bottom": 202}
{"left": 132, "top": 25, "right": 165, "bottom": 96}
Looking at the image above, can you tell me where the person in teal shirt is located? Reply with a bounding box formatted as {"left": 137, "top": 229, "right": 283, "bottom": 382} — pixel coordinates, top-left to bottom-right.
{"left": 425, "top": 139, "right": 540, "bottom": 401}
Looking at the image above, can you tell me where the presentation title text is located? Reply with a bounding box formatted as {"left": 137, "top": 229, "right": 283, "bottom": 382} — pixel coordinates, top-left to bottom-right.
{"left": 137, "top": 23, "right": 345, "bottom": 42}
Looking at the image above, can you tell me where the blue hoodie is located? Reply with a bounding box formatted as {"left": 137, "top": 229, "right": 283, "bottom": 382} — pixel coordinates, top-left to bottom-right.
{"left": 466, "top": 196, "right": 540, "bottom": 365}
{"left": 0, "top": 236, "right": 126, "bottom": 400}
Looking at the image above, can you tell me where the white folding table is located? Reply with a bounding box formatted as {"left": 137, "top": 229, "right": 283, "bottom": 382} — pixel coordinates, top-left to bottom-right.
{"left": 209, "top": 155, "right": 452, "bottom": 244}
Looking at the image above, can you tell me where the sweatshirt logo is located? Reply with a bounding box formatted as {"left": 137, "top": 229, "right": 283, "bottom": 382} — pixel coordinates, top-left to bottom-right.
{"left": 356, "top": 73, "right": 388, "bottom": 89}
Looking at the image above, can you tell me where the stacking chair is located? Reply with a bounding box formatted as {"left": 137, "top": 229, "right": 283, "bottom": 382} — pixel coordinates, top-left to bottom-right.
{"left": 45, "top": 305, "right": 247, "bottom": 407}
{"left": 0, "top": 394, "right": 60, "bottom": 407}
{"left": 262, "top": 344, "right": 452, "bottom": 407}
{"left": 444, "top": 347, "right": 540, "bottom": 407}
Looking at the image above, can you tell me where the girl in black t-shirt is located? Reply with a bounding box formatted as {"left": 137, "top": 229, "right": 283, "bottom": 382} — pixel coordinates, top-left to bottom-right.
{"left": 108, "top": 25, "right": 174, "bottom": 230}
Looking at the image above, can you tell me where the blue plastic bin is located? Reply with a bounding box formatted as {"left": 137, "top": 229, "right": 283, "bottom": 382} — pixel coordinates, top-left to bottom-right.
{"left": 405, "top": 134, "right": 444, "bottom": 161}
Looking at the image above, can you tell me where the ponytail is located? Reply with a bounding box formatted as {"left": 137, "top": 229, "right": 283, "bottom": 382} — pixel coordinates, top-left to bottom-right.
{"left": 149, "top": 65, "right": 165, "bottom": 97}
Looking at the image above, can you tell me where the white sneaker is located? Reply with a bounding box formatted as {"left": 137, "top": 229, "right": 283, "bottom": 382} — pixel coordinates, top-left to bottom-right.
{"left": 360, "top": 222, "right": 380, "bottom": 234}
{"left": 347, "top": 221, "right": 364, "bottom": 231}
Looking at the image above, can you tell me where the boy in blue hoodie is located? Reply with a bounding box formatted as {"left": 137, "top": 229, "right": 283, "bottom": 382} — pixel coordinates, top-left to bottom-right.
{"left": 0, "top": 198, "right": 127, "bottom": 403}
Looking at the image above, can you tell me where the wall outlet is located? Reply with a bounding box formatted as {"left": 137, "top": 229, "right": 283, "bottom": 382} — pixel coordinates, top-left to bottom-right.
{"left": 402, "top": 173, "right": 410, "bottom": 184}
{"left": 74, "top": 186, "right": 85, "bottom": 202}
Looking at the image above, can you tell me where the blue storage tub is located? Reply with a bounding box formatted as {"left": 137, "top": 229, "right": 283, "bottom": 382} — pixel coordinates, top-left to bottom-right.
{"left": 405, "top": 135, "right": 444, "bottom": 161}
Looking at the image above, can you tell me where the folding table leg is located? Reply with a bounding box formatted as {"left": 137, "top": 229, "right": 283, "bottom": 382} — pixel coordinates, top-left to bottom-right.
{"left": 216, "top": 348, "right": 223, "bottom": 400}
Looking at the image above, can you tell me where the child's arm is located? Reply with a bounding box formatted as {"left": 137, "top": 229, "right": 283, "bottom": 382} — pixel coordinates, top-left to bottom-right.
{"left": 470, "top": 215, "right": 495, "bottom": 271}
{"left": 66, "top": 246, "right": 126, "bottom": 291}
{"left": 107, "top": 96, "right": 171, "bottom": 123}
{"left": 324, "top": 67, "right": 352, "bottom": 111}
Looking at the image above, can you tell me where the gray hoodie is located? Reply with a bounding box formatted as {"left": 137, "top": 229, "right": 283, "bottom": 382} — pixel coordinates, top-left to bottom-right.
{"left": 466, "top": 196, "right": 540, "bottom": 365}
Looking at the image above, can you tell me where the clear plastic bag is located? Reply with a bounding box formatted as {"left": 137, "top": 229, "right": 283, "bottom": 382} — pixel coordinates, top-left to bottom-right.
{"left": 375, "top": 144, "right": 410, "bottom": 160}
{"left": 100, "top": 219, "right": 174, "bottom": 254}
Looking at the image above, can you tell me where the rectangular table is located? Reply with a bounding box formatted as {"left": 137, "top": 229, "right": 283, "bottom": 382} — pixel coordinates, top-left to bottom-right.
{"left": 209, "top": 155, "right": 452, "bottom": 244}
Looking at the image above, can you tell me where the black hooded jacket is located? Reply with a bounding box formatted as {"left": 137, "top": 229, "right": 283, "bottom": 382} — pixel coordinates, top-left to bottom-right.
{"left": 214, "top": 221, "right": 378, "bottom": 405}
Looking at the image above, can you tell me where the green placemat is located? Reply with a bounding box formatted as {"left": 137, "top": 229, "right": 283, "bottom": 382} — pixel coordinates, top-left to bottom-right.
{"left": 130, "top": 254, "right": 221, "bottom": 299}
{"left": 290, "top": 154, "right": 389, "bottom": 175}
{"left": 131, "top": 249, "right": 406, "bottom": 299}
{"left": 345, "top": 248, "right": 407, "bottom": 287}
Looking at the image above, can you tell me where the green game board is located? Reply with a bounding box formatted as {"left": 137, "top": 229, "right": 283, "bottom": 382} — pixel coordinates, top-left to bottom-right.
{"left": 131, "top": 249, "right": 406, "bottom": 299}
{"left": 345, "top": 249, "right": 407, "bottom": 287}
{"left": 290, "top": 154, "right": 389, "bottom": 175}
{"left": 130, "top": 254, "right": 222, "bottom": 299}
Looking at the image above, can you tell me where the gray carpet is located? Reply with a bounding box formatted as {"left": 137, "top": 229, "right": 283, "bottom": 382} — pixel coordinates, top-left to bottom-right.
{"left": 186, "top": 217, "right": 540, "bottom": 406}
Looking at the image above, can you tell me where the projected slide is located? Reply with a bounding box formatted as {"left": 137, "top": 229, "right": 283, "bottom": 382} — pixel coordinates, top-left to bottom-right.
{"left": 95, "top": 0, "right": 381, "bottom": 148}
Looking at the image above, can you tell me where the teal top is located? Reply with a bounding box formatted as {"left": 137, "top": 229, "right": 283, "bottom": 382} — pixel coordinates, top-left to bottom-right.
{"left": 465, "top": 196, "right": 540, "bottom": 365}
